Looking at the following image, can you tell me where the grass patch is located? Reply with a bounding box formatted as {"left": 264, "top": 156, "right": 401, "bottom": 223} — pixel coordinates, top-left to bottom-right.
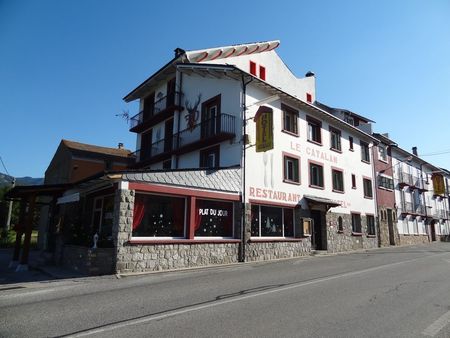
{"left": 0, "top": 230, "right": 38, "bottom": 249}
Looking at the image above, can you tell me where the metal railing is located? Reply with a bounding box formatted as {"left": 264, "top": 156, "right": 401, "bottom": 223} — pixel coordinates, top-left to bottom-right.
{"left": 132, "top": 113, "right": 236, "bottom": 163}
{"left": 129, "top": 92, "right": 183, "bottom": 129}
{"left": 174, "top": 113, "right": 236, "bottom": 149}
{"left": 398, "top": 171, "right": 413, "bottom": 185}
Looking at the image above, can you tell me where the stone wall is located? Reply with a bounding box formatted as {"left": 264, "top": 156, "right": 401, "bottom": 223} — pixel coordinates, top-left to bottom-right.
{"left": 326, "top": 212, "right": 378, "bottom": 253}
{"left": 245, "top": 240, "right": 311, "bottom": 261}
{"left": 62, "top": 245, "right": 115, "bottom": 275}
{"left": 398, "top": 234, "right": 430, "bottom": 246}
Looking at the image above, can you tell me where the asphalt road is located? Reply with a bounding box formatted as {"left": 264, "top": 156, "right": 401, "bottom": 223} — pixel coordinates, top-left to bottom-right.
{"left": 2, "top": 243, "right": 450, "bottom": 337}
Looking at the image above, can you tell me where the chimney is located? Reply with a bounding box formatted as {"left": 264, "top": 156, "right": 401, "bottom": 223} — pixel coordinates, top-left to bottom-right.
{"left": 412, "top": 146, "right": 418, "bottom": 156}
{"left": 118, "top": 142, "right": 124, "bottom": 149}
{"left": 305, "top": 71, "right": 315, "bottom": 77}
{"left": 174, "top": 48, "right": 185, "bottom": 58}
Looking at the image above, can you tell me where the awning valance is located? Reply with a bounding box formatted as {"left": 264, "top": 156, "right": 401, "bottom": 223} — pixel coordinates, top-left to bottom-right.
{"left": 304, "top": 195, "right": 341, "bottom": 210}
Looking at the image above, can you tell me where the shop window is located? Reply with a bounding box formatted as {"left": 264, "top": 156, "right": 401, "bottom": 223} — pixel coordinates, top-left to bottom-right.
{"left": 282, "top": 104, "right": 298, "bottom": 135}
{"left": 92, "top": 195, "right": 114, "bottom": 242}
{"left": 195, "top": 199, "right": 233, "bottom": 237}
{"left": 332, "top": 169, "right": 344, "bottom": 192}
{"left": 352, "top": 213, "right": 362, "bottom": 233}
{"left": 367, "top": 215, "right": 375, "bottom": 235}
{"left": 307, "top": 117, "right": 322, "bottom": 144}
{"left": 200, "top": 145, "right": 220, "bottom": 169}
{"left": 363, "top": 178, "right": 373, "bottom": 198}
{"left": 132, "top": 194, "right": 185, "bottom": 238}
{"left": 251, "top": 205, "right": 295, "bottom": 237}
{"left": 284, "top": 155, "right": 300, "bottom": 183}
{"left": 310, "top": 162, "right": 324, "bottom": 188}
{"left": 330, "top": 127, "right": 342, "bottom": 151}
{"left": 360, "top": 141, "right": 370, "bottom": 163}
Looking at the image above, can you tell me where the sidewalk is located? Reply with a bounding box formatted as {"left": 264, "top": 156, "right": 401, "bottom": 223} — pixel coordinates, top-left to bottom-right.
{"left": 0, "top": 249, "right": 83, "bottom": 286}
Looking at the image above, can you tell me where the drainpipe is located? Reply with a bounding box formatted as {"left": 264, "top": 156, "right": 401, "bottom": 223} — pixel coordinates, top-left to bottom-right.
{"left": 240, "top": 75, "right": 253, "bottom": 262}
{"left": 175, "top": 70, "right": 183, "bottom": 169}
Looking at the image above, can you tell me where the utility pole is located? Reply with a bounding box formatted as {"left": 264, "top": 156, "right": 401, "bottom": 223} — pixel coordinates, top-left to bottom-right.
{"left": 5, "top": 178, "right": 15, "bottom": 232}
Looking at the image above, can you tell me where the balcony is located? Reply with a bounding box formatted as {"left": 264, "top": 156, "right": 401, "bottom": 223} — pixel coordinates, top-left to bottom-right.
{"left": 397, "top": 172, "right": 427, "bottom": 191}
{"left": 132, "top": 113, "right": 236, "bottom": 166}
{"left": 399, "top": 201, "right": 427, "bottom": 216}
{"left": 438, "top": 209, "right": 449, "bottom": 219}
{"left": 129, "top": 92, "right": 183, "bottom": 133}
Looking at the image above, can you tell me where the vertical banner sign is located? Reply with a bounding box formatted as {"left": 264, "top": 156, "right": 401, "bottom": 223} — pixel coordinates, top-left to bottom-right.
{"left": 254, "top": 106, "right": 274, "bottom": 152}
{"left": 432, "top": 174, "right": 445, "bottom": 195}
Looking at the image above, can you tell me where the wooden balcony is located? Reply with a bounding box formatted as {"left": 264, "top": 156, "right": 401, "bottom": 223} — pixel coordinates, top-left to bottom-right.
{"left": 129, "top": 92, "right": 183, "bottom": 133}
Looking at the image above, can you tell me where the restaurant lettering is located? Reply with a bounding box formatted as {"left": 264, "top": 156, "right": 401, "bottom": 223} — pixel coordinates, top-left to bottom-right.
{"left": 249, "top": 187, "right": 301, "bottom": 203}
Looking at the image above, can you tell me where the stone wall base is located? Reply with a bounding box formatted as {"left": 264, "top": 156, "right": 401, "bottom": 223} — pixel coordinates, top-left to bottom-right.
{"left": 116, "top": 243, "right": 240, "bottom": 274}
{"left": 398, "top": 234, "right": 430, "bottom": 246}
{"left": 245, "top": 240, "right": 311, "bottom": 262}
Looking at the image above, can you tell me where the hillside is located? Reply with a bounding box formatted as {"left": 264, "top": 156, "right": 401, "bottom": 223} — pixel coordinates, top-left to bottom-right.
{"left": 0, "top": 172, "right": 44, "bottom": 187}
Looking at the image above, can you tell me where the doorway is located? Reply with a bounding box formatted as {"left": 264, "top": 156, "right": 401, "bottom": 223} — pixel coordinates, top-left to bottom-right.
{"left": 387, "top": 208, "right": 395, "bottom": 245}
{"left": 311, "top": 210, "right": 327, "bottom": 250}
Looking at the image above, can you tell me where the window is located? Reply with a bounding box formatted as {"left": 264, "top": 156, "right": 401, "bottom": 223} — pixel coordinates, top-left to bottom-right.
{"left": 360, "top": 141, "right": 370, "bottom": 162}
{"left": 363, "top": 178, "right": 373, "bottom": 198}
{"left": 301, "top": 218, "right": 312, "bottom": 236}
{"left": 338, "top": 216, "right": 343, "bottom": 232}
{"left": 306, "top": 93, "right": 312, "bottom": 103}
{"left": 132, "top": 194, "right": 185, "bottom": 237}
{"left": 378, "top": 144, "right": 387, "bottom": 161}
{"left": 250, "top": 61, "right": 257, "bottom": 76}
{"left": 413, "top": 218, "right": 419, "bottom": 235}
{"left": 259, "top": 65, "right": 266, "bottom": 80}
{"left": 352, "top": 213, "right": 362, "bottom": 233}
{"left": 349, "top": 136, "right": 354, "bottom": 150}
{"left": 91, "top": 195, "right": 115, "bottom": 242}
{"left": 367, "top": 215, "right": 375, "bottom": 235}
{"left": 282, "top": 104, "right": 298, "bottom": 135}
{"left": 332, "top": 169, "right": 344, "bottom": 192}
{"left": 330, "top": 128, "right": 342, "bottom": 151}
{"left": 307, "top": 117, "right": 322, "bottom": 144}
{"left": 378, "top": 175, "right": 394, "bottom": 190}
{"left": 195, "top": 199, "right": 233, "bottom": 237}
{"left": 351, "top": 174, "right": 356, "bottom": 189}
{"left": 200, "top": 145, "right": 219, "bottom": 168}
{"left": 310, "top": 162, "right": 324, "bottom": 188}
{"left": 284, "top": 155, "right": 300, "bottom": 183}
{"left": 251, "top": 205, "right": 295, "bottom": 237}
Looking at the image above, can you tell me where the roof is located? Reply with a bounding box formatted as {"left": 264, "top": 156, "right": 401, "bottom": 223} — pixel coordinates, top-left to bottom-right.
{"left": 372, "top": 133, "right": 398, "bottom": 146}
{"left": 176, "top": 63, "right": 378, "bottom": 143}
{"left": 315, "top": 101, "right": 375, "bottom": 123}
{"left": 122, "top": 167, "right": 241, "bottom": 193}
{"left": 62, "top": 139, "right": 132, "bottom": 159}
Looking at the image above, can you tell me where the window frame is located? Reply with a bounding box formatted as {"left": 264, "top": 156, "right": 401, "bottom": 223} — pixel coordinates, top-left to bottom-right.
{"left": 363, "top": 177, "right": 373, "bottom": 198}
{"left": 250, "top": 204, "right": 297, "bottom": 238}
{"left": 378, "top": 144, "right": 388, "bottom": 162}
{"left": 259, "top": 65, "right": 266, "bottom": 80}
{"left": 309, "top": 161, "right": 324, "bottom": 189}
{"left": 349, "top": 136, "right": 354, "bottom": 151}
{"left": 307, "top": 116, "right": 322, "bottom": 145}
{"left": 199, "top": 145, "right": 220, "bottom": 169}
{"left": 249, "top": 61, "right": 257, "bottom": 76}
{"left": 331, "top": 168, "right": 344, "bottom": 193}
{"left": 351, "top": 212, "right": 362, "bottom": 234}
{"left": 366, "top": 215, "right": 376, "bottom": 236}
{"left": 329, "top": 127, "right": 342, "bottom": 152}
{"left": 360, "top": 141, "right": 371, "bottom": 163}
{"left": 283, "top": 153, "right": 301, "bottom": 184}
{"left": 281, "top": 104, "right": 299, "bottom": 136}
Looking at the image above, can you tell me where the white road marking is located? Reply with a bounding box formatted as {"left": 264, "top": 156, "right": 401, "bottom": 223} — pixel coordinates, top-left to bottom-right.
{"left": 68, "top": 254, "right": 444, "bottom": 337}
{"left": 422, "top": 310, "right": 450, "bottom": 336}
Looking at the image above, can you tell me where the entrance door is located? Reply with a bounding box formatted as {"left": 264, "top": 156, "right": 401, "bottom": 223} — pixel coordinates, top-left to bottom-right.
{"left": 430, "top": 221, "right": 437, "bottom": 241}
{"left": 311, "top": 210, "right": 327, "bottom": 250}
{"left": 164, "top": 118, "right": 174, "bottom": 152}
{"left": 387, "top": 208, "right": 395, "bottom": 245}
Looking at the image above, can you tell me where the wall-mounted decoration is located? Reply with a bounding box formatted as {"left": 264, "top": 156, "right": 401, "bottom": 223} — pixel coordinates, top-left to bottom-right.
{"left": 432, "top": 174, "right": 445, "bottom": 195}
{"left": 254, "top": 106, "right": 273, "bottom": 152}
{"left": 185, "top": 94, "right": 201, "bottom": 131}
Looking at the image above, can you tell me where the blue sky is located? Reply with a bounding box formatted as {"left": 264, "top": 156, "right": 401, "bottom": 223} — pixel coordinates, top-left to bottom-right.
{"left": 0, "top": 0, "right": 449, "bottom": 178}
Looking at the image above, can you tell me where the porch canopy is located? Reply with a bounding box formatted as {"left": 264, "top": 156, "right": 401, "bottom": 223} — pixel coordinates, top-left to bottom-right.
{"left": 304, "top": 195, "right": 341, "bottom": 211}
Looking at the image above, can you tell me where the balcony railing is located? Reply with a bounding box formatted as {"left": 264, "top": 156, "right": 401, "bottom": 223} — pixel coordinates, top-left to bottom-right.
{"left": 129, "top": 92, "right": 183, "bottom": 130}
{"left": 398, "top": 171, "right": 413, "bottom": 186}
{"left": 132, "top": 113, "right": 236, "bottom": 164}
{"left": 174, "top": 113, "right": 236, "bottom": 149}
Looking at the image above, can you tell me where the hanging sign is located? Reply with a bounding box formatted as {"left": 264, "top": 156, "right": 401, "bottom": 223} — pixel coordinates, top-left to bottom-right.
{"left": 254, "top": 106, "right": 273, "bottom": 152}
{"left": 432, "top": 174, "right": 445, "bottom": 195}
